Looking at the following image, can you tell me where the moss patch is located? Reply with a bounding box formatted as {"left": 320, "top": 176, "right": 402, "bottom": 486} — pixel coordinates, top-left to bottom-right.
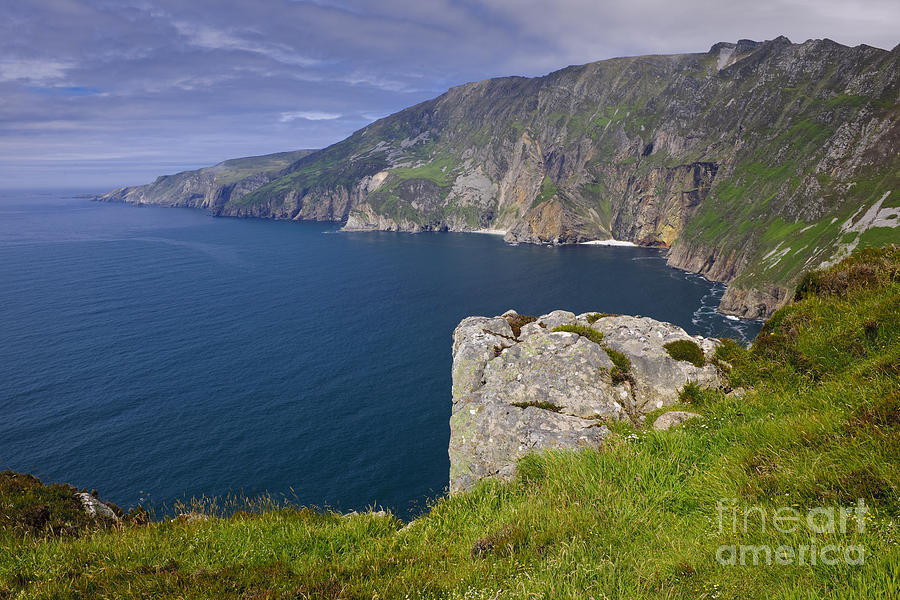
{"left": 552, "top": 324, "right": 604, "bottom": 345}
{"left": 663, "top": 340, "right": 706, "bottom": 367}
{"left": 510, "top": 401, "right": 563, "bottom": 412}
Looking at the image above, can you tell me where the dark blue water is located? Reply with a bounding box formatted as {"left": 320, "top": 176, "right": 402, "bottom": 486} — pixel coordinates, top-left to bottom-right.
{"left": 0, "top": 191, "right": 760, "bottom": 517}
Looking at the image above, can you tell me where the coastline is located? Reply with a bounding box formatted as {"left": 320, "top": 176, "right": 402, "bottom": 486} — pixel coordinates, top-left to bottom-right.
{"left": 579, "top": 239, "right": 637, "bottom": 247}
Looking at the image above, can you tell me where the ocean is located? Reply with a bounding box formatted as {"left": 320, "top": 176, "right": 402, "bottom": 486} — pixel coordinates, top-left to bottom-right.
{"left": 0, "top": 191, "right": 760, "bottom": 517}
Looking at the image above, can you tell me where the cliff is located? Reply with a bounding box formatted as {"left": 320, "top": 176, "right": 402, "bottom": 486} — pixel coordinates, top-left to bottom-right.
{"left": 100, "top": 38, "right": 900, "bottom": 318}
{"left": 98, "top": 150, "right": 315, "bottom": 211}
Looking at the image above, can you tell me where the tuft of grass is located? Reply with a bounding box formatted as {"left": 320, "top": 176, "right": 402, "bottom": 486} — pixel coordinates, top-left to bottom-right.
{"left": 678, "top": 382, "right": 703, "bottom": 405}
{"left": 552, "top": 324, "right": 604, "bottom": 345}
{"left": 510, "top": 400, "right": 563, "bottom": 412}
{"left": 504, "top": 314, "right": 537, "bottom": 338}
{"left": 586, "top": 312, "right": 618, "bottom": 324}
{"left": 604, "top": 347, "right": 631, "bottom": 372}
{"left": 610, "top": 366, "right": 628, "bottom": 384}
{"left": 845, "top": 391, "right": 900, "bottom": 434}
{"left": 470, "top": 525, "right": 527, "bottom": 559}
{"left": 604, "top": 347, "right": 632, "bottom": 384}
{"left": 664, "top": 339, "right": 706, "bottom": 367}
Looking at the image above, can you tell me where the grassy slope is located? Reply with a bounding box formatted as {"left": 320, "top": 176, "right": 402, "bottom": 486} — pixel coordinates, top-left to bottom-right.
{"left": 131, "top": 150, "right": 316, "bottom": 202}
{"left": 2, "top": 248, "right": 898, "bottom": 599}
{"left": 210, "top": 151, "right": 317, "bottom": 186}
{"left": 683, "top": 101, "right": 900, "bottom": 293}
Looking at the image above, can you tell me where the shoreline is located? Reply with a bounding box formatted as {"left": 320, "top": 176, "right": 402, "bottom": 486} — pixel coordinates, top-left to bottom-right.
{"left": 579, "top": 239, "right": 637, "bottom": 246}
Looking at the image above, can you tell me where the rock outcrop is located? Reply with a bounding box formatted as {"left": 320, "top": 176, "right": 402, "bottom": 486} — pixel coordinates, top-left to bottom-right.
{"left": 449, "top": 310, "right": 723, "bottom": 491}
{"left": 76, "top": 492, "right": 119, "bottom": 522}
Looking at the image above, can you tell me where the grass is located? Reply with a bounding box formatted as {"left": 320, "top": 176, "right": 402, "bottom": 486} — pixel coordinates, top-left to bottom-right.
{"left": 0, "top": 472, "right": 118, "bottom": 538}
{"left": 384, "top": 154, "right": 459, "bottom": 189}
{"left": 794, "top": 246, "right": 899, "bottom": 301}
{"left": 604, "top": 347, "right": 633, "bottom": 384}
{"left": 1, "top": 248, "right": 898, "bottom": 599}
{"left": 604, "top": 347, "right": 631, "bottom": 372}
{"left": 533, "top": 175, "right": 558, "bottom": 208}
{"left": 858, "top": 227, "right": 900, "bottom": 250}
{"left": 503, "top": 314, "right": 537, "bottom": 338}
{"left": 678, "top": 382, "right": 704, "bottom": 405}
{"left": 586, "top": 312, "right": 618, "bottom": 324}
{"left": 664, "top": 339, "right": 707, "bottom": 367}
{"left": 551, "top": 323, "right": 604, "bottom": 345}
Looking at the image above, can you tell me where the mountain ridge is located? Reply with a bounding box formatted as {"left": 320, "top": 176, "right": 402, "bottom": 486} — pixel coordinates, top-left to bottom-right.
{"left": 99, "top": 37, "right": 900, "bottom": 318}
{"left": 99, "top": 149, "right": 316, "bottom": 212}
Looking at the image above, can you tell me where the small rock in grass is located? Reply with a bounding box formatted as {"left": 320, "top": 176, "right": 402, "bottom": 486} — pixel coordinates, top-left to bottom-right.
{"left": 652, "top": 411, "right": 702, "bottom": 431}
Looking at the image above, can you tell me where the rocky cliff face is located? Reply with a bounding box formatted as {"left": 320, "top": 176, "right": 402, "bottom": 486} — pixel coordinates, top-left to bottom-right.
{"left": 101, "top": 38, "right": 900, "bottom": 318}
{"left": 449, "top": 310, "right": 723, "bottom": 492}
{"left": 97, "top": 150, "right": 315, "bottom": 212}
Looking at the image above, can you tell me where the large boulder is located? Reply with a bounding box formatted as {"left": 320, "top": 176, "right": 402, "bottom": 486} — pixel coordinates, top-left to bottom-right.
{"left": 75, "top": 492, "right": 119, "bottom": 521}
{"left": 449, "top": 310, "right": 723, "bottom": 492}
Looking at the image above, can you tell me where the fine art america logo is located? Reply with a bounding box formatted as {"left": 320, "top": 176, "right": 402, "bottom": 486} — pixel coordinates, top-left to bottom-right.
{"left": 715, "top": 498, "right": 867, "bottom": 566}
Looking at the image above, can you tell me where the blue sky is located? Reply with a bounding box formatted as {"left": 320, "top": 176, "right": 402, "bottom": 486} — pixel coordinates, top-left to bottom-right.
{"left": 1, "top": 0, "right": 897, "bottom": 190}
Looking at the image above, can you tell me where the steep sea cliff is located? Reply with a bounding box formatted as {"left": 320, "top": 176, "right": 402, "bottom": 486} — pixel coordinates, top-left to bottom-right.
{"left": 100, "top": 37, "right": 900, "bottom": 318}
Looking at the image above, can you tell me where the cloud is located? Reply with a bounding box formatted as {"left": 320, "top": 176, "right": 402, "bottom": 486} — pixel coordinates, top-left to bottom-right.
{"left": 2, "top": 0, "right": 899, "bottom": 189}
{"left": 278, "top": 111, "right": 342, "bottom": 122}
{"left": 0, "top": 59, "right": 75, "bottom": 83}
{"left": 173, "top": 21, "right": 321, "bottom": 67}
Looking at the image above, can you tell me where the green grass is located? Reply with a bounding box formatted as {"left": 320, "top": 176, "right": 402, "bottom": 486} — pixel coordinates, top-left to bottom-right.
{"left": 533, "top": 175, "right": 558, "bottom": 208}
{"left": 0, "top": 472, "right": 118, "bottom": 538}
{"left": 384, "top": 154, "right": 459, "bottom": 189}
{"left": 2, "top": 249, "right": 899, "bottom": 599}
{"left": 678, "top": 382, "right": 704, "bottom": 405}
{"left": 604, "top": 346, "right": 632, "bottom": 384}
{"left": 858, "top": 227, "right": 900, "bottom": 250}
{"left": 604, "top": 347, "right": 631, "bottom": 372}
{"left": 664, "top": 339, "right": 707, "bottom": 367}
{"left": 551, "top": 323, "right": 605, "bottom": 345}
{"left": 211, "top": 150, "right": 314, "bottom": 186}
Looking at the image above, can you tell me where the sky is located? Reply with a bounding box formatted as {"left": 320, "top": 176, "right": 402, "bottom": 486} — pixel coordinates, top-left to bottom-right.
{"left": 1, "top": 0, "right": 898, "bottom": 190}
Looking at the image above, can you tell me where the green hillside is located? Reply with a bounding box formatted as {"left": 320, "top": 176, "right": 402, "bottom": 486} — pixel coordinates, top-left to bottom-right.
{"left": 97, "top": 149, "right": 316, "bottom": 209}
